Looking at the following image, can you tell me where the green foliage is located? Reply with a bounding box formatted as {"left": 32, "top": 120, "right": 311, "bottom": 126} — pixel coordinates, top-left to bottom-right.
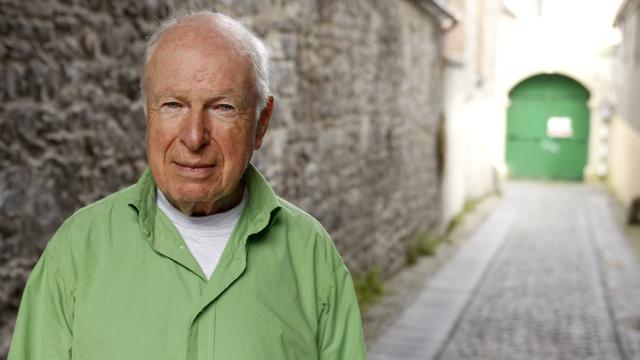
{"left": 406, "top": 244, "right": 419, "bottom": 265}
{"left": 354, "top": 268, "right": 384, "bottom": 312}
{"left": 406, "top": 231, "right": 442, "bottom": 266}
{"left": 446, "top": 197, "right": 484, "bottom": 233}
{"left": 408, "top": 195, "right": 493, "bottom": 266}
{"left": 446, "top": 212, "right": 464, "bottom": 234}
{"left": 417, "top": 234, "right": 440, "bottom": 256}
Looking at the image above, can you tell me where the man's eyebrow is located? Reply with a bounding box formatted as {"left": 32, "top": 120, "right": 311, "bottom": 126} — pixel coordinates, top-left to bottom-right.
{"left": 151, "top": 88, "right": 188, "bottom": 99}
{"left": 151, "top": 89, "right": 253, "bottom": 108}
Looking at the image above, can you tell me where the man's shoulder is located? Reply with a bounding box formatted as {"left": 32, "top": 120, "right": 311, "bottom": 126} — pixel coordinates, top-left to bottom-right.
{"left": 274, "top": 197, "right": 329, "bottom": 237}
{"left": 40, "top": 183, "right": 141, "bottom": 279}
{"left": 50, "top": 183, "right": 139, "bottom": 247}
{"left": 70, "top": 183, "right": 138, "bottom": 222}
{"left": 271, "top": 196, "right": 348, "bottom": 268}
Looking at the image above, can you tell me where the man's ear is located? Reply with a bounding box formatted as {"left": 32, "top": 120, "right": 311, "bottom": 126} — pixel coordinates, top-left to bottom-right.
{"left": 254, "top": 96, "right": 274, "bottom": 150}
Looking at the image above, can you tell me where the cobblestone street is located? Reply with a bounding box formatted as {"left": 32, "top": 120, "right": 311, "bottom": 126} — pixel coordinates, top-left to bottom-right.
{"left": 369, "top": 182, "right": 640, "bottom": 360}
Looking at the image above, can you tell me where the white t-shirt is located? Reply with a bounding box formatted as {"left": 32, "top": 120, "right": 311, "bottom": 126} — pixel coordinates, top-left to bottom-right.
{"left": 156, "top": 190, "right": 247, "bottom": 279}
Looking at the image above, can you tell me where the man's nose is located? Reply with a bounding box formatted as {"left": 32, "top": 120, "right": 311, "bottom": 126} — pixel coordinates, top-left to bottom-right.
{"left": 181, "top": 109, "right": 211, "bottom": 151}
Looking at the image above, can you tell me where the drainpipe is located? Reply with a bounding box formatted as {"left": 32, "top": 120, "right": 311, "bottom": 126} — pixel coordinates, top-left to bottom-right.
{"left": 413, "top": 0, "right": 459, "bottom": 31}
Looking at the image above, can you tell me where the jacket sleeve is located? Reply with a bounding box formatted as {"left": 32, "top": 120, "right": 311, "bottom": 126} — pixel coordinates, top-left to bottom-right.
{"left": 318, "top": 260, "right": 367, "bottom": 360}
{"left": 8, "top": 243, "right": 74, "bottom": 360}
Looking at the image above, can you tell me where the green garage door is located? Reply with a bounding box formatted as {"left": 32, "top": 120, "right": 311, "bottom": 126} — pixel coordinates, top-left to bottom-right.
{"left": 506, "top": 74, "right": 590, "bottom": 181}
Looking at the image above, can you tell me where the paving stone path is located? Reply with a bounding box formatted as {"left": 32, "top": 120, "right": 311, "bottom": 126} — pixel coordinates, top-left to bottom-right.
{"left": 369, "top": 182, "right": 640, "bottom": 360}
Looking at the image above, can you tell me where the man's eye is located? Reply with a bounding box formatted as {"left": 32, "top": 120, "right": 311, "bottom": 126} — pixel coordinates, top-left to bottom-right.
{"left": 217, "top": 104, "right": 235, "bottom": 112}
{"left": 163, "top": 102, "right": 181, "bottom": 109}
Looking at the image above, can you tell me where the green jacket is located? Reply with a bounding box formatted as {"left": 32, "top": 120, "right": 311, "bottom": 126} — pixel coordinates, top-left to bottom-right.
{"left": 8, "top": 165, "right": 366, "bottom": 360}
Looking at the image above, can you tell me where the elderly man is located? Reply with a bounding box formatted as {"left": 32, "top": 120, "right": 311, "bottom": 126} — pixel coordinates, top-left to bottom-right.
{"left": 8, "top": 11, "right": 366, "bottom": 359}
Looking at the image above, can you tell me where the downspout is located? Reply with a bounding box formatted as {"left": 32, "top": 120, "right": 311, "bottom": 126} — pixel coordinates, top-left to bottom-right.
{"left": 414, "top": 0, "right": 459, "bottom": 31}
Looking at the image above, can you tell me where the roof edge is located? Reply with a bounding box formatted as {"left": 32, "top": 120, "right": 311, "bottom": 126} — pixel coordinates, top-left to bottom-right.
{"left": 615, "top": 0, "right": 640, "bottom": 26}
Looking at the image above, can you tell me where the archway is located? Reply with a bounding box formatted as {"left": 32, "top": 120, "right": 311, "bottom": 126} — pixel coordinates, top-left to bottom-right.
{"left": 506, "top": 73, "right": 590, "bottom": 181}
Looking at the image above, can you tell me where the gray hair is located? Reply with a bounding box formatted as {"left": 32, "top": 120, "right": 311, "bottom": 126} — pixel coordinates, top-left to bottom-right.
{"left": 140, "top": 10, "right": 271, "bottom": 113}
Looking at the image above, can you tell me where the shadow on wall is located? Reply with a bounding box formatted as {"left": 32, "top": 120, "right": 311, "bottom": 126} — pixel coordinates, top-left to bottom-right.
{"left": 629, "top": 197, "right": 640, "bottom": 225}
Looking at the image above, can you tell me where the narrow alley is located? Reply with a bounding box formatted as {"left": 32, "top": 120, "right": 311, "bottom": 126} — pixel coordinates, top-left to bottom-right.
{"left": 2, "top": 1, "right": 640, "bottom": 358}
{"left": 369, "top": 182, "right": 640, "bottom": 360}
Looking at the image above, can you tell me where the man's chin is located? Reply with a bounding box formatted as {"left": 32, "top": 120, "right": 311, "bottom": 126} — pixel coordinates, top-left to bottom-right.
{"left": 173, "top": 191, "right": 216, "bottom": 205}
{"left": 164, "top": 184, "right": 216, "bottom": 204}
{"left": 162, "top": 181, "right": 242, "bottom": 214}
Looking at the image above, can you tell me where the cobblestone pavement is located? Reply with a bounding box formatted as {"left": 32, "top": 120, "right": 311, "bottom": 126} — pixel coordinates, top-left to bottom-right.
{"left": 363, "top": 196, "right": 503, "bottom": 347}
{"left": 369, "top": 182, "right": 640, "bottom": 360}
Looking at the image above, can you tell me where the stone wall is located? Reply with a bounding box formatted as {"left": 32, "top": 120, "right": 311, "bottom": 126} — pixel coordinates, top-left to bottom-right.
{"left": 0, "top": 0, "right": 444, "bottom": 354}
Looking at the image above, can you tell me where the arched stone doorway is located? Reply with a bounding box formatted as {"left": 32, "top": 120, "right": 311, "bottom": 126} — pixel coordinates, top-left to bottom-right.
{"left": 506, "top": 73, "right": 590, "bottom": 181}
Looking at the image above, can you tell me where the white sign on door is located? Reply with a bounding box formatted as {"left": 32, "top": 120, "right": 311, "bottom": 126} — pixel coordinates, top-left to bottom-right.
{"left": 547, "top": 116, "right": 573, "bottom": 138}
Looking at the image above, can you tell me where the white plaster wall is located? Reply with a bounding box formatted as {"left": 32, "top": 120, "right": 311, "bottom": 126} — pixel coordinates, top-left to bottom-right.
{"left": 609, "top": 117, "right": 640, "bottom": 206}
{"left": 441, "top": 0, "right": 504, "bottom": 228}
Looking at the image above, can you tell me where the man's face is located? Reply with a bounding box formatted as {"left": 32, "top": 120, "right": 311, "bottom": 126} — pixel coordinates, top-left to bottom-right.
{"left": 145, "top": 24, "right": 271, "bottom": 215}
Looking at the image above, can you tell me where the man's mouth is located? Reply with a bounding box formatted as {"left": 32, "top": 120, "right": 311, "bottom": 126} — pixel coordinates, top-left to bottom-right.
{"left": 172, "top": 161, "right": 217, "bottom": 177}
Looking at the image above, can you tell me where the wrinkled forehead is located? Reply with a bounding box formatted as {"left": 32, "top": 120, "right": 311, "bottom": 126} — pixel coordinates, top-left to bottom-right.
{"left": 146, "top": 21, "right": 256, "bottom": 92}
